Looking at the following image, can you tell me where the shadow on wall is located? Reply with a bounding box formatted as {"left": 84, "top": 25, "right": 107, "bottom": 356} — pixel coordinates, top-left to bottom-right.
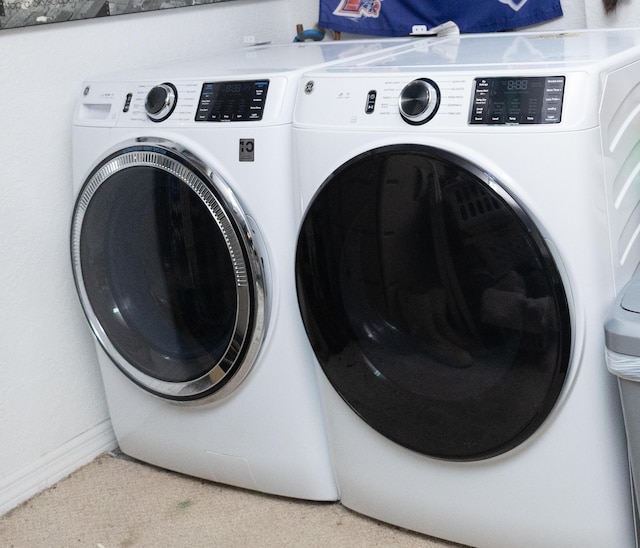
{"left": 604, "top": 0, "right": 619, "bottom": 13}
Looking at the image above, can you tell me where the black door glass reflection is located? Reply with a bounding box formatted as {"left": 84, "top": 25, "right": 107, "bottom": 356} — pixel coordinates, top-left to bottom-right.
{"left": 296, "top": 145, "right": 571, "bottom": 461}
{"left": 80, "top": 165, "right": 238, "bottom": 383}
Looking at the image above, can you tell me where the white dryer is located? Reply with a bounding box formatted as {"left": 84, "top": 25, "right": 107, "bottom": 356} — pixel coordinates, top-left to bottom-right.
{"left": 293, "top": 29, "right": 640, "bottom": 542}
{"left": 70, "top": 39, "right": 416, "bottom": 501}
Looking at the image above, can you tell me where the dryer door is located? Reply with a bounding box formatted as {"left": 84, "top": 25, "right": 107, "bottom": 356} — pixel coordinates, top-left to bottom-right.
{"left": 296, "top": 144, "right": 571, "bottom": 461}
{"left": 71, "top": 141, "right": 267, "bottom": 402}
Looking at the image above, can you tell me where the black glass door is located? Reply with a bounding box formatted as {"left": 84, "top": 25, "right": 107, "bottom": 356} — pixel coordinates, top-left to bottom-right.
{"left": 72, "top": 142, "right": 266, "bottom": 402}
{"left": 296, "top": 144, "right": 571, "bottom": 460}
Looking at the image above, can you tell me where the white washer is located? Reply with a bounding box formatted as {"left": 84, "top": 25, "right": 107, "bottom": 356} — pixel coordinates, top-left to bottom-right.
{"left": 70, "top": 39, "right": 417, "bottom": 501}
{"left": 293, "top": 29, "right": 640, "bottom": 542}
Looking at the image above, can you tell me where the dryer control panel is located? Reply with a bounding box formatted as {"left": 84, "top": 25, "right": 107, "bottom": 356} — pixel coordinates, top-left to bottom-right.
{"left": 470, "top": 76, "right": 565, "bottom": 125}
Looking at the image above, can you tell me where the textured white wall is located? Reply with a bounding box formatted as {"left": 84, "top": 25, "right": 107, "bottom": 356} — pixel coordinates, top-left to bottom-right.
{"left": 586, "top": 0, "right": 640, "bottom": 27}
{"left": 533, "top": 0, "right": 640, "bottom": 30}
{"left": 0, "top": 0, "right": 317, "bottom": 515}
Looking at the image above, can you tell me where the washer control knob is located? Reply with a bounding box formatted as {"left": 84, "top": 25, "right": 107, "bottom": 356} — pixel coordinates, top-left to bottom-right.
{"left": 145, "top": 83, "right": 177, "bottom": 122}
{"left": 398, "top": 78, "right": 440, "bottom": 125}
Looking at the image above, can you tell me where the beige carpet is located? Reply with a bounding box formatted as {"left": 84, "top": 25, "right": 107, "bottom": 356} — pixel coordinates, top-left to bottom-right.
{"left": 0, "top": 452, "right": 464, "bottom": 547}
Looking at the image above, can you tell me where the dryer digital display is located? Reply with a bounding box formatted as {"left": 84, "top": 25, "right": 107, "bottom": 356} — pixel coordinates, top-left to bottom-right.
{"left": 470, "top": 76, "right": 565, "bottom": 125}
{"left": 196, "top": 80, "right": 269, "bottom": 122}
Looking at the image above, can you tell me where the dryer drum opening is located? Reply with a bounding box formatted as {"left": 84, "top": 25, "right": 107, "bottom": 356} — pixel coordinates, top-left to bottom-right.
{"left": 296, "top": 144, "right": 571, "bottom": 461}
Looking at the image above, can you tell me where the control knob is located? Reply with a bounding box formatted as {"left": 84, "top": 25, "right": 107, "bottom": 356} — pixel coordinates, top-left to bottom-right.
{"left": 398, "top": 78, "right": 440, "bottom": 125}
{"left": 145, "top": 83, "right": 177, "bottom": 122}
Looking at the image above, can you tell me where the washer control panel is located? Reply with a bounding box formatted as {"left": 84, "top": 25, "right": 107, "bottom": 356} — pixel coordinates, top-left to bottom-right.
{"left": 195, "top": 80, "right": 270, "bottom": 122}
{"left": 470, "top": 76, "right": 565, "bottom": 125}
{"left": 75, "top": 77, "right": 293, "bottom": 128}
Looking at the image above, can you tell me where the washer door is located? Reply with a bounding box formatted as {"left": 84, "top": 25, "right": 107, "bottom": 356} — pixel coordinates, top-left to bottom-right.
{"left": 71, "top": 141, "right": 267, "bottom": 402}
{"left": 296, "top": 144, "right": 571, "bottom": 460}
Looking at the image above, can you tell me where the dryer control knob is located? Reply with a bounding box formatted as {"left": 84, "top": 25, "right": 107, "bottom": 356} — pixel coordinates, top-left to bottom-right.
{"left": 399, "top": 78, "right": 440, "bottom": 125}
{"left": 145, "top": 83, "right": 177, "bottom": 122}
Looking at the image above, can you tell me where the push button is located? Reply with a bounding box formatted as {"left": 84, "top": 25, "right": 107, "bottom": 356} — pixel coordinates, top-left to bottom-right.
{"left": 365, "top": 90, "right": 377, "bottom": 114}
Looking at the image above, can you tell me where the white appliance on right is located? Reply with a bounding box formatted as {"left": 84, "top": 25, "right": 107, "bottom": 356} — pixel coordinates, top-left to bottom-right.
{"left": 292, "top": 29, "right": 640, "bottom": 547}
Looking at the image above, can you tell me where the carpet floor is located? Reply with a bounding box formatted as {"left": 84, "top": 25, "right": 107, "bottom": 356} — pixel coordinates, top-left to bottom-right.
{"left": 0, "top": 452, "right": 465, "bottom": 547}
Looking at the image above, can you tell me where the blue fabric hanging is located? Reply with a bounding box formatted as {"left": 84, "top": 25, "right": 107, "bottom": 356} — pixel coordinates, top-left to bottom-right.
{"left": 318, "top": 0, "right": 563, "bottom": 36}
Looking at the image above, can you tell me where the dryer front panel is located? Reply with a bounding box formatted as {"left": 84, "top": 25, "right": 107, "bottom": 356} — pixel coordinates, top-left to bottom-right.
{"left": 296, "top": 144, "right": 571, "bottom": 460}
{"left": 72, "top": 141, "right": 267, "bottom": 402}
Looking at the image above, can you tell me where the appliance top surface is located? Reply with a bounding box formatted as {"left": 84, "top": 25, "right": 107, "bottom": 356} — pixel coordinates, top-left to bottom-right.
{"left": 74, "top": 38, "right": 427, "bottom": 129}
{"left": 86, "top": 38, "right": 418, "bottom": 82}
{"left": 310, "top": 28, "right": 640, "bottom": 74}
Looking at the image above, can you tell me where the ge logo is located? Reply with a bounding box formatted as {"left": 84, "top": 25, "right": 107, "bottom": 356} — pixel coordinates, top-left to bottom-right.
{"left": 304, "top": 81, "right": 314, "bottom": 94}
{"left": 239, "top": 139, "right": 255, "bottom": 162}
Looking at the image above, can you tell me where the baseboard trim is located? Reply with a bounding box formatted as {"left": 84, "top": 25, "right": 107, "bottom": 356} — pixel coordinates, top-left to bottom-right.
{"left": 0, "top": 420, "right": 117, "bottom": 516}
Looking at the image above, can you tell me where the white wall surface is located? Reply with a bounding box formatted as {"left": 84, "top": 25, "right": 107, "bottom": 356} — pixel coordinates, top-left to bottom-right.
{"left": 586, "top": 0, "right": 640, "bottom": 27}
{"left": 0, "top": 0, "right": 639, "bottom": 517}
{"left": 0, "top": 0, "right": 317, "bottom": 515}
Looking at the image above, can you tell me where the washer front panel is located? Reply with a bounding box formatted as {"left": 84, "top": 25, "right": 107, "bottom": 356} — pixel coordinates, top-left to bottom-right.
{"left": 71, "top": 141, "right": 267, "bottom": 402}
{"left": 296, "top": 144, "right": 571, "bottom": 460}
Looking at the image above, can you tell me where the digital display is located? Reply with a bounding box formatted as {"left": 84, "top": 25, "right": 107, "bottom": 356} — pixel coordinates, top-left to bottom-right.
{"left": 470, "top": 76, "right": 565, "bottom": 125}
{"left": 506, "top": 79, "right": 528, "bottom": 91}
{"left": 224, "top": 83, "right": 243, "bottom": 93}
{"left": 195, "top": 80, "right": 269, "bottom": 122}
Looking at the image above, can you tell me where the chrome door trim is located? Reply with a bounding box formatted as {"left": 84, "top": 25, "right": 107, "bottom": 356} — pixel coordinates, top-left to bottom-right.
{"left": 71, "top": 138, "right": 268, "bottom": 403}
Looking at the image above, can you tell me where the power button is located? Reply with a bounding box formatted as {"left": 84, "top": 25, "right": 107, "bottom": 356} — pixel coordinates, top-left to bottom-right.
{"left": 365, "top": 90, "right": 377, "bottom": 114}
